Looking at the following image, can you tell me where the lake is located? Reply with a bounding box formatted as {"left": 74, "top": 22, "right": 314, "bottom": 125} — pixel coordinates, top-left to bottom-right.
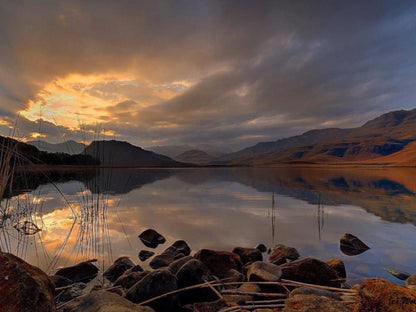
{"left": 2, "top": 167, "right": 416, "bottom": 285}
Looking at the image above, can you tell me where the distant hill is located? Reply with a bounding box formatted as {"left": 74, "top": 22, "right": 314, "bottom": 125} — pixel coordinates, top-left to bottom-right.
{"left": 83, "top": 140, "right": 188, "bottom": 167}
{"left": 174, "top": 150, "right": 215, "bottom": 165}
{"left": 147, "top": 144, "right": 227, "bottom": 159}
{"left": 211, "top": 108, "right": 416, "bottom": 166}
{"left": 27, "top": 140, "right": 85, "bottom": 155}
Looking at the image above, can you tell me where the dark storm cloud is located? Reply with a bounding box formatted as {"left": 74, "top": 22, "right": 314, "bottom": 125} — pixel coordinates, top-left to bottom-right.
{"left": 0, "top": 0, "right": 416, "bottom": 149}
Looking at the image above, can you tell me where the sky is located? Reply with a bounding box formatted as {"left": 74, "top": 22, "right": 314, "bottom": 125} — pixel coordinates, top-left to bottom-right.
{"left": 0, "top": 0, "right": 416, "bottom": 151}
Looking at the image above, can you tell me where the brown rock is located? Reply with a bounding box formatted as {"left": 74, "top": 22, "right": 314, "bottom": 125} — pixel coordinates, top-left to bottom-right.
{"left": 224, "top": 268, "right": 245, "bottom": 283}
{"left": 194, "top": 249, "right": 243, "bottom": 278}
{"left": 51, "top": 274, "right": 73, "bottom": 288}
{"left": 138, "top": 229, "right": 166, "bottom": 249}
{"left": 232, "top": 247, "right": 263, "bottom": 264}
{"left": 271, "top": 244, "right": 300, "bottom": 261}
{"left": 281, "top": 257, "right": 341, "bottom": 288}
{"left": 168, "top": 255, "right": 194, "bottom": 274}
{"left": 103, "top": 256, "right": 135, "bottom": 283}
{"left": 268, "top": 250, "right": 288, "bottom": 266}
{"left": 0, "top": 252, "right": 56, "bottom": 312}
{"left": 163, "top": 240, "right": 191, "bottom": 256}
{"left": 247, "top": 261, "right": 282, "bottom": 282}
{"left": 406, "top": 274, "right": 416, "bottom": 287}
{"left": 283, "top": 294, "right": 349, "bottom": 312}
{"left": 114, "top": 271, "right": 149, "bottom": 290}
{"left": 340, "top": 233, "right": 370, "bottom": 256}
{"left": 239, "top": 283, "right": 261, "bottom": 293}
{"left": 354, "top": 278, "right": 416, "bottom": 312}
{"left": 55, "top": 261, "right": 98, "bottom": 283}
{"left": 326, "top": 258, "right": 346, "bottom": 279}
{"left": 150, "top": 253, "right": 184, "bottom": 269}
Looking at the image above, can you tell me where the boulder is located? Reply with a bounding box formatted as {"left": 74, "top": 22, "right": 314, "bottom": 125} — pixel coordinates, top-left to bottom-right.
{"left": 51, "top": 274, "right": 74, "bottom": 288}
{"left": 103, "top": 257, "right": 135, "bottom": 283}
{"left": 326, "top": 258, "right": 346, "bottom": 279}
{"left": 114, "top": 271, "right": 149, "bottom": 290}
{"left": 194, "top": 249, "right": 242, "bottom": 278}
{"left": 281, "top": 257, "right": 341, "bottom": 288}
{"left": 247, "top": 261, "right": 282, "bottom": 282}
{"left": 386, "top": 268, "right": 411, "bottom": 281}
{"left": 224, "top": 269, "right": 245, "bottom": 283}
{"left": 125, "top": 269, "right": 178, "bottom": 311}
{"left": 55, "top": 261, "right": 98, "bottom": 283}
{"left": 355, "top": 278, "right": 416, "bottom": 312}
{"left": 340, "top": 233, "right": 370, "bottom": 256}
{"left": 289, "top": 286, "right": 341, "bottom": 300}
{"left": 62, "top": 290, "right": 155, "bottom": 312}
{"left": 268, "top": 250, "right": 287, "bottom": 266}
{"left": 239, "top": 283, "right": 261, "bottom": 293}
{"left": 59, "top": 282, "right": 86, "bottom": 302}
{"left": 168, "top": 256, "right": 194, "bottom": 274}
{"left": 0, "top": 252, "right": 56, "bottom": 312}
{"left": 138, "top": 229, "right": 166, "bottom": 248}
{"left": 163, "top": 240, "right": 191, "bottom": 256}
{"left": 406, "top": 274, "right": 416, "bottom": 287}
{"left": 283, "top": 294, "right": 350, "bottom": 312}
{"left": 139, "top": 250, "right": 155, "bottom": 262}
{"left": 255, "top": 243, "right": 267, "bottom": 253}
{"left": 232, "top": 247, "right": 263, "bottom": 264}
{"left": 150, "top": 253, "right": 184, "bottom": 269}
{"left": 271, "top": 244, "right": 300, "bottom": 261}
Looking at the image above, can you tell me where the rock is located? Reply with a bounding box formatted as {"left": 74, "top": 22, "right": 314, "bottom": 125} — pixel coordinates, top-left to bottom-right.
{"left": 355, "top": 278, "right": 416, "bottom": 312}
{"left": 232, "top": 247, "right": 263, "bottom": 264}
{"left": 281, "top": 257, "right": 341, "bottom": 288}
{"left": 326, "top": 258, "right": 346, "bottom": 279}
{"left": 406, "top": 274, "right": 416, "bottom": 287}
{"left": 194, "top": 249, "right": 243, "bottom": 278}
{"left": 289, "top": 286, "right": 341, "bottom": 300}
{"left": 59, "top": 282, "right": 86, "bottom": 302}
{"left": 247, "top": 261, "right": 282, "bottom": 282}
{"left": 256, "top": 244, "right": 267, "bottom": 253}
{"left": 138, "top": 229, "right": 166, "bottom": 248}
{"left": 150, "top": 253, "right": 184, "bottom": 269}
{"left": 51, "top": 275, "right": 74, "bottom": 288}
{"left": 268, "top": 250, "right": 287, "bottom": 266}
{"left": 168, "top": 256, "right": 194, "bottom": 274}
{"left": 283, "top": 294, "right": 350, "bottom": 312}
{"left": 239, "top": 283, "right": 261, "bottom": 293}
{"left": 125, "top": 269, "right": 178, "bottom": 311}
{"left": 128, "top": 264, "right": 144, "bottom": 272}
{"left": 224, "top": 269, "right": 245, "bottom": 283}
{"left": 114, "top": 271, "right": 149, "bottom": 290}
{"left": 340, "top": 233, "right": 370, "bottom": 256}
{"left": 386, "top": 268, "right": 411, "bottom": 281}
{"left": 139, "top": 250, "right": 155, "bottom": 261}
{"left": 103, "top": 256, "right": 135, "bottom": 283}
{"left": 0, "top": 252, "right": 56, "bottom": 312}
{"left": 271, "top": 244, "right": 300, "bottom": 261}
{"left": 193, "top": 299, "right": 227, "bottom": 312}
{"left": 55, "top": 261, "right": 99, "bottom": 283}
{"left": 62, "top": 290, "right": 155, "bottom": 312}
{"left": 163, "top": 240, "right": 191, "bottom": 256}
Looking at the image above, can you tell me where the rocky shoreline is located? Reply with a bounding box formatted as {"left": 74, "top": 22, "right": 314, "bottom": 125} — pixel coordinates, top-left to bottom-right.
{"left": 1, "top": 229, "right": 416, "bottom": 312}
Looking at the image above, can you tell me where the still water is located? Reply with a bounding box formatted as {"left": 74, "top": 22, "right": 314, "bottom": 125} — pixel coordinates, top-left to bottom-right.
{"left": 1, "top": 167, "right": 416, "bottom": 284}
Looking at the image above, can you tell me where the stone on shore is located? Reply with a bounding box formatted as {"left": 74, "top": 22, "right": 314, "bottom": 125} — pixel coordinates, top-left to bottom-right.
{"left": 289, "top": 286, "right": 341, "bottom": 300}
{"left": 125, "top": 269, "right": 178, "bottom": 311}
{"left": 255, "top": 243, "right": 267, "bottom": 253}
{"left": 406, "top": 274, "right": 416, "bottom": 287}
{"left": 268, "top": 250, "right": 288, "bottom": 266}
{"left": 103, "top": 256, "right": 135, "bottom": 283}
{"left": 281, "top": 257, "right": 341, "bottom": 288}
{"left": 247, "top": 261, "right": 282, "bottom": 282}
{"left": 232, "top": 247, "right": 263, "bottom": 264}
{"left": 62, "top": 290, "right": 155, "bottom": 312}
{"left": 271, "top": 244, "right": 300, "bottom": 261}
{"left": 139, "top": 229, "right": 166, "bottom": 249}
{"left": 139, "top": 250, "right": 155, "bottom": 262}
{"left": 0, "top": 252, "right": 56, "bottom": 312}
{"left": 59, "top": 282, "right": 87, "bottom": 302}
{"left": 340, "top": 233, "right": 370, "bottom": 256}
{"left": 163, "top": 240, "right": 191, "bottom": 257}
{"left": 150, "top": 253, "right": 184, "bottom": 269}
{"left": 283, "top": 294, "right": 349, "bottom": 312}
{"left": 114, "top": 271, "right": 149, "bottom": 290}
{"left": 194, "top": 249, "right": 243, "bottom": 278}
{"left": 55, "top": 261, "right": 99, "bottom": 283}
{"left": 168, "top": 256, "right": 194, "bottom": 274}
{"left": 51, "top": 274, "right": 74, "bottom": 288}
{"left": 326, "top": 258, "right": 346, "bottom": 279}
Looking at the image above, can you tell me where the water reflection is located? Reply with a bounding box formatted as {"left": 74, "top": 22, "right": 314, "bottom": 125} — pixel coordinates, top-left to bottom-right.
{"left": 1, "top": 167, "right": 416, "bottom": 284}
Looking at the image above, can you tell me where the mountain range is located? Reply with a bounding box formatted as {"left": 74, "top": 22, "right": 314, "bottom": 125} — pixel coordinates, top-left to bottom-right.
{"left": 27, "top": 140, "right": 85, "bottom": 155}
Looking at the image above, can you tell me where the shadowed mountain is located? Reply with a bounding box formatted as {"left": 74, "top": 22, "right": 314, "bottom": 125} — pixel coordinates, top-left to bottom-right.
{"left": 174, "top": 150, "right": 215, "bottom": 165}
{"left": 83, "top": 140, "right": 188, "bottom": 167}
{"left": 27, "top": 140, "right": 85, "bottom": 155}
{"left": 211, "top": 108, "right": 416, "bottom": 166}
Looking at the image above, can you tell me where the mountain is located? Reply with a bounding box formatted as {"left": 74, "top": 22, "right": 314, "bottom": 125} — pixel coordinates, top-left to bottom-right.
{"left": 147, "top": 144, "right": 228, "bottom": 159}
{"left": 27, "top": 140, "right": 85, "bottom": 154}
{"left": 83, "top": 140, "right": 188, "bottom": 167}
{"left": 211, "top": 108, "right": 416, "bottom": 166}
{"left": 174, "top": 150, "right": 215, "bottom": 165}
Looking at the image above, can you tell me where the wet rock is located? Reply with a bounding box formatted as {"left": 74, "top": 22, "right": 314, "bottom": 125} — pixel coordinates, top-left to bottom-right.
{"left": 247, "top": 261, "right": 282, "bottom": 282}
{"left": 193, "top": 299, "right": 227, "bottom": 312}
{"left": 103, "top": 256, "right": 135, "bottom": 283}
{"left": 355, "top": 278, "right": 416, "bottom": 312}
{"left": 128, "top": 264, "right": 144, "bottom": 273}
{"left": 55, "top": 261, "right": 99, "bottom": 283}
{"left": 386, "top": 268, "right": 411, "bottom": 281}
{"left": 168, "top": 256, "right": 194, "bottom": 274}
{"left": 281, "top": 257, "right": 341, "bottom": 288}
{"left": 125, "top": 269, "right": 178, "bottom": 311}
{"left": 114, "top": 271, "right": 149, "bottom": 290}
{"left": 283, "top": 294, "right": 350, "bottom": 312}
{"left": 163, "top": 240, "right": 191, "bottom": 256}
{"left": 406, "top": 274, "right": 416, "bottom": 287}
{"left": 51, "top": 274, "right": 74, "bottom": 288}
{"left": 268, "top": 250, "right": 287, "bottom": 266}
{"left": 139, "top": 250, "right": 155, "bottom": 261}
{"left": 224, "top": 269, "right": 245, "bottom": 283}
{"left": 139, "top": 229, "right": 166, "bottom": 248}
{"left": 340, "top": 233, "right": 370, "bottom": 256}
{"left": 289, "top": 286, "right": 341, "bottom": 300}
{"left": 0, "top": 252, "right": 56, "bottom": 312}
{"left": 194, "top": 249, "right": 243, "bottom": 278}
{"left": 232, "top": 247, "right": 263, "bottom": 264}
{"left": 59, "top": 282, "right": 86, "bottom": 302}
{"left": 326, "top": 258, "right": 346, "bottom": 279}
{"left": 271, "top": 244, "right": 300, "bottom": 261}
{"left": 150, "top": 253, "right": 184, "bottom": 269}
{"left": 62, "top": 290, "right": 154, "bottom": 312}
{"left": 255, "top": 243, "right": 267, "bottom": 253}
